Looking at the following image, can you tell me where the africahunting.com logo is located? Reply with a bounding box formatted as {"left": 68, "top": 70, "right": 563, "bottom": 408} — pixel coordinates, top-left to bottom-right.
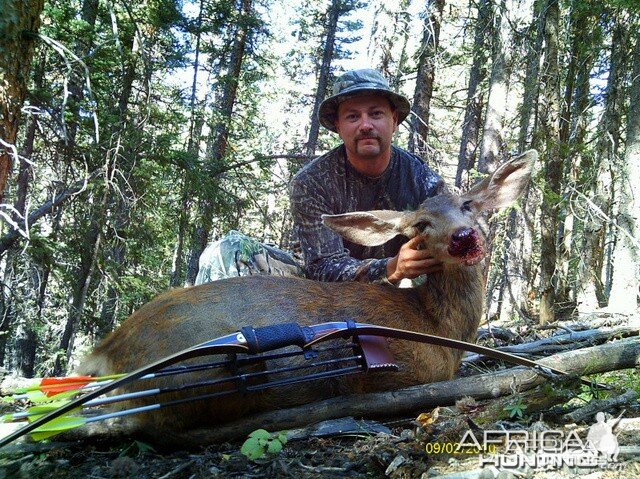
{"left": 430, "top": 413, "right": 622, "bottom": 470}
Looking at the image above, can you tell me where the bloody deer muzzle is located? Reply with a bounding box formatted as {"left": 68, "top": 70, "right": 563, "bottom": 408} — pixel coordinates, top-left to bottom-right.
{"left": 448, "top": 228, "right": 485, "bottom": 265}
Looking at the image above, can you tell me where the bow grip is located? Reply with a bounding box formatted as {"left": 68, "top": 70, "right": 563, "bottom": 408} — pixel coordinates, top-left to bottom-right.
{"left": 241, "top": 323, "right": 316, "bottom": 354}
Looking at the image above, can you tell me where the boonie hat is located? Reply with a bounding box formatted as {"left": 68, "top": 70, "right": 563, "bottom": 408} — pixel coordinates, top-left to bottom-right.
{"left": 318, "top": 69, "right": 411, "bottom": 132}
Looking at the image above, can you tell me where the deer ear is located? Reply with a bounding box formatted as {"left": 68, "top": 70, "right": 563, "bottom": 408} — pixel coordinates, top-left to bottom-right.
{"left": 462, "top": 150, "right": 536, "bottom": 211}
{"left": 322, "top": 210, "right": 406, "bottom": 246}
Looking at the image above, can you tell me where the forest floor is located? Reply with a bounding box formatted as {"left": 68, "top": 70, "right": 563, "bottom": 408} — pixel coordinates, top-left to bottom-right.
{"left": 1, "top": 417, "right": 640, "bottom": 479}
{"left": 1, "top": 311, "right": 639, "bottom": 479}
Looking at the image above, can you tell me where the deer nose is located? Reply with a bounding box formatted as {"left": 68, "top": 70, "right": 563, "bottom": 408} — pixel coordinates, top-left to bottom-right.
{"left": 449, "top": 228, "right": 479, "bottom": 257}
{"left": 452, "top": 228, "right": 475, "bottom": 243}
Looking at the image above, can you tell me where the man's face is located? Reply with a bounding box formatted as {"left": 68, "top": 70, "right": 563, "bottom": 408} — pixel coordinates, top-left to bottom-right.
{"left": 334, "top": 95, "right": 399, "bottom": 161}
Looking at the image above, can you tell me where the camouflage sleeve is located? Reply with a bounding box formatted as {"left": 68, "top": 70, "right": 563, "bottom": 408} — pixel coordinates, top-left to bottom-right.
{"left": 289, "top": 176, "right": 389, "bottom": 282}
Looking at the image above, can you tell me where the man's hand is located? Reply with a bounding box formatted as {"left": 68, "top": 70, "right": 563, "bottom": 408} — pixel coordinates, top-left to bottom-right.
{"left": 386, "top": 236, "right": 443, "bottom": 283}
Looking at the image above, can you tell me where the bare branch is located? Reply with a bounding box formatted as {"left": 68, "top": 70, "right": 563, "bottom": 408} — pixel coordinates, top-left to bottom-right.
{"left": 0, "top": 170, "right": 100, "bottom": 254}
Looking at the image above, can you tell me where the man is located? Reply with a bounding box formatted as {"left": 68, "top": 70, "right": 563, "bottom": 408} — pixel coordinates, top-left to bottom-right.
{"left": 290, "top": 69, "right": 444, "bottom": 283}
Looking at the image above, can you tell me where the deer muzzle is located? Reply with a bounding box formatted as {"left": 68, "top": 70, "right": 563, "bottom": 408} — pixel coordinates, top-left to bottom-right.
{"left": 448, "top": 228, "right": 485, "bottom": 265}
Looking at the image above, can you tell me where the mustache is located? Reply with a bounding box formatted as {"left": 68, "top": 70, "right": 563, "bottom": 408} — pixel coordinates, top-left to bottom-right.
{"left": 355, "top": 134, "right": 381, "bottom": 141}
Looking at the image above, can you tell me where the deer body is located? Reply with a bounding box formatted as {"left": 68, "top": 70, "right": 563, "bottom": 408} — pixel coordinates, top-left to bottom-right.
{"left": 79, "top": 151, "right": 535, "bottom": 439}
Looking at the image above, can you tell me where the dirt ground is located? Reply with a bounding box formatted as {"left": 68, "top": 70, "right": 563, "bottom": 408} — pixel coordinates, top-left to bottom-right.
{"left": 2, "top": 414, "right": 639, "bottom": 479}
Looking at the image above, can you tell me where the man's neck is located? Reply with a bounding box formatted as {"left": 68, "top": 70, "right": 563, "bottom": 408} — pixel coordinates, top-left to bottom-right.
{"left": 346, "top": 148, "right": 393, "bottom": 177}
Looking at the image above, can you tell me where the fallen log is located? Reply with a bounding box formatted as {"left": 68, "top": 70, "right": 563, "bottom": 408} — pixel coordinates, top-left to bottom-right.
{"left": 155, "top": 335, "right": 640, "bottom": 446}
{"left": 562, "top": 389, "right": 638, "bottom": 423}
{"left": 464, "top": 326, "right": 639, "bottom": 363}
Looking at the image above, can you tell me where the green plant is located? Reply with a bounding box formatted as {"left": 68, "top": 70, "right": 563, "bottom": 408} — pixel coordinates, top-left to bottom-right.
{"left": 240, "top": 429, "right": 288, "bottom": 461}
{"left": 504, "top": 398, "right": 527, "bottom": 420}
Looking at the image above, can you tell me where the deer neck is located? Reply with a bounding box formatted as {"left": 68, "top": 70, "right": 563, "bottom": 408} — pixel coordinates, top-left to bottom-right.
{"left": 416, "top": 263, "right": 485, "bottom": 342}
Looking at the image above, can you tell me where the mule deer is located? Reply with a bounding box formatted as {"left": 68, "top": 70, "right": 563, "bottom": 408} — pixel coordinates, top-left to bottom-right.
{"left": 79, "top": 150, "right": 536, "bottom": 441}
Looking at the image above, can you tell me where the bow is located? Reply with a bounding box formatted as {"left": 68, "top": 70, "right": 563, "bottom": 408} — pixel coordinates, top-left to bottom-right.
{"left": 0, "top": 321, "right": 584, "bottom": 448}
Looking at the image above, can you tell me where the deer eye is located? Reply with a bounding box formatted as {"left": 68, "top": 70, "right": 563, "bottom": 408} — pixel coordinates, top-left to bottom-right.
{"left": 461, "top": 200, "right": 473, "bottom": 212}
{"left": 413, "top": 220, "right": 432, "bottom": 232}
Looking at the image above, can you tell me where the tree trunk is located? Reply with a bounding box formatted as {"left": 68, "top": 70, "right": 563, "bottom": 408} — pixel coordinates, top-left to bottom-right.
{"left": 517, "top": 0, "right": 545, "bottom": 152}
{"left": 305, "top": 0, "right": 341, "bottom": 157}
{"left": 64, "top": 0, "right": 99, "bottom": 149}
{"left": 171, "top": 3, "right": 204, "bottom": 287}
{"left": 557, "top": 3, "right": 599, "bottom": 314}
{"left": 555, "top": 1, "right": 584, "bottom": 311}
{"left": 455, "top": 0, "right": 490, "bottom": 188}
{"left": 185, "top": 0, "right": 253, "bottom": 285}
{"left": 13, "top": 116, "right": 38, "bottom": 377}
{"left": 54, "top": 181, "right": 108, "bottom": 375}
{"left": 577, "top": 15, "right": 626, "bottom": 311}
{"left": 408, "top": 0, "right": 445, "bottom": 160}
{"left": 369, "top": 0, "right": 411, "bottom": 88}
{"left": 608, "top": 26, "right": 640, "bottom": 312}
{"left": 478, "top": 0, "right": 513, "bottom": 320}
{"left": 497, "top": 0, "right": 546, "bottom": 321}
{"left": 538, "top": 0, "right": 562, "bottom": 325}
{"left": 477, "top": 0, "right": 509, "bottom": 175}
{"left": 0, "top": 0, "right": 44, "bottom": 201}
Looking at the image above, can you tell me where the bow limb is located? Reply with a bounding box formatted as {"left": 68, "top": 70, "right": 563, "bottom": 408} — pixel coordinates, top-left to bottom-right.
{"left": 306, "top": 321, "right": 590, "bottom": 385}
{"left": 0, "top": 331, "right": 249, "bottom": 449}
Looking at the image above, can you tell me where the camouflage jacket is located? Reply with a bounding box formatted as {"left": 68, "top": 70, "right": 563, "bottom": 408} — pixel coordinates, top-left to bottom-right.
{"left": 290, "top": 144, "right": 443, "bottom": 282}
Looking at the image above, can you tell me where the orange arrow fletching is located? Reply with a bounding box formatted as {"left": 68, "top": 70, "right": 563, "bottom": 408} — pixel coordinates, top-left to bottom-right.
{"left": 14, "top": 374, "right": 125, "bottom": 397}
{"left": 39, "top": 376, "right": 100, "bottom": 397}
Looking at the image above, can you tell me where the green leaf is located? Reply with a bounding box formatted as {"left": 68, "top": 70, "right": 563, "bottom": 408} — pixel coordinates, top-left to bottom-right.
{"left": 267, "top": 439, "right": 283, "bottom": 454}
{"left": 248, "top": 428, "right": 271, "bottom": 439}
{"left": 240, "top": 436, "right": 266, "bottom": 460}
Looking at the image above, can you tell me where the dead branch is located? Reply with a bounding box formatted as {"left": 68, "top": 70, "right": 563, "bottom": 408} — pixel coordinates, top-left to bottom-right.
{"left": 464, "top": 325, "right": 639, "bottom": 363}
{"left": 562, "top": 389, "right": 638, "bottom": 423}
{"left": 0, "top": 170, "right": 100, "bottom": 254}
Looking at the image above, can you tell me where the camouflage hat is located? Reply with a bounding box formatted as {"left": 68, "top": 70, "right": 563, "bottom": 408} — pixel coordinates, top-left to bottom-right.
{"left": 318, "top": 69, "right": 411, "bottom": 133}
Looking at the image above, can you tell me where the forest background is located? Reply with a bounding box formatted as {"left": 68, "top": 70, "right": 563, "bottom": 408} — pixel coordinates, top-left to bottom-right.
{"left": 0, "top": 0, "right": 638, "bottom": 380}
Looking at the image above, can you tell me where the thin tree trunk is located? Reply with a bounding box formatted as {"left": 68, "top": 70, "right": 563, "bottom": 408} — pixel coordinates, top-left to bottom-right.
{"left": 370, "top": 0, "right": 411, "bottom": 88}
{"left": 577, "top": 15, "right": 626, "bottom": 311}
{"left": 479, "top": 0, "right": 513, "bottom": 321}
{"left": 171, "top": 3, "right": 204, "bottom": 287}
{"left": 477, "top": 0, "right": 509, "bottom": 175}
{"left": 497, "top": 0, "right": 546, "bottom": 321}
{"left": 608, "top": 26, "right": 640, "bottom": 312}
{"left": 64, "top": 0, "right": 99, "bottom": 150}
{"left": 517, "top": 0, "right": 545, "bottom": 152}
{"left": 13, "top": 117, "right": 38, "bottom": 377}
{"left": 455, "top": 0, "right": 490, "bottom": 188}
{"left": 409, "top": 0, "right": 445, "bottom": 159}
{"left": 538, "top": 0, "right": 562, "bottom": 325}
{"left": 54, "top": 176, "right": 109, "bottom": 375}
{"left": 566, "top": 8, "right": 597, "bottom": 311}
{"left": 555, "top": 2, "right": 579, "bottom": 310}
{"left": 185, "top": 0, "right": 253, "bottom": 285}
{"left": 305, "top": 0, "right": 341, "bottom": 157}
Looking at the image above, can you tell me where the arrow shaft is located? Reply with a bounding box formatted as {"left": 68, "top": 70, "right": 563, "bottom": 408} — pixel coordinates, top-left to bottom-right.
{"left": 14, "top": 349, "right": 364, "bottom": 421}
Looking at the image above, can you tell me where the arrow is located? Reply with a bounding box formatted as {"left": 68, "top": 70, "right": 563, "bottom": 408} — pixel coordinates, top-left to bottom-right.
{"left": 8, "top": 355, "right": 365, "bottom": 440}
{"left": 4, "top": 350, "right": 363, "bottom": 425}
{"left": 7, "top": 343, "right": 342, "bottom": 403}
